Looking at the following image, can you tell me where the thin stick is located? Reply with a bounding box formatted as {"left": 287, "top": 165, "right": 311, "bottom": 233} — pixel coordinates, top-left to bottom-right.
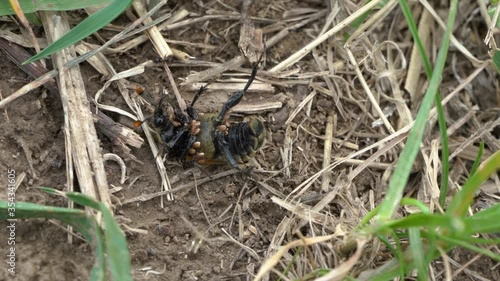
{"left": 346, "top": 48, "right": 395, "bottom": 134}
{"left": 321, "top": 114, "right": 334, "bottom": 192}
{"left": 163, "top": 63, "right": 186, "bottom": 112}
{"left": 132, "top": 0, "right": 173, "bottom": 58}
{"left": 41, "top": 11, "right": 112, "bottom": 210}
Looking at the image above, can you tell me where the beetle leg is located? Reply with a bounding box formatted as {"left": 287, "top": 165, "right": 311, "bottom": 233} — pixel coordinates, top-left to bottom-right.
{"left": 215, "top": 130, "right": 241, "bottom": 170}
{"left": 179, "top": 135, "right": 197, "bottom": 162}
{"left": 187, "top": 85, "right": 207, "bottom": 120}
{"left": 216, "top": 60, "right": 260, "bottom": 124}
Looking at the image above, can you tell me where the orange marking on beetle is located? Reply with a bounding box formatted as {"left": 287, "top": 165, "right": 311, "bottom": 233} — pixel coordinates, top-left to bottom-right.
{"left": 133, "top": 120, "right": 143, "bottom": 128}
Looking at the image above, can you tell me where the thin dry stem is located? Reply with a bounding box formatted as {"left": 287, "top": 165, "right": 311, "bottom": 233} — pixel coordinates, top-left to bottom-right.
{"left": 41, "top": 11, "right": 111, "bottom": 209}
{"left": 132, "top": 0, "right": 173, "bottom": 59}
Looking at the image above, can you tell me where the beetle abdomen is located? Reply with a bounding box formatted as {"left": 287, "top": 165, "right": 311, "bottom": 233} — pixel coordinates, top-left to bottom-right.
{"left": 225, "top": 118, "right": 265, "bottom": 163}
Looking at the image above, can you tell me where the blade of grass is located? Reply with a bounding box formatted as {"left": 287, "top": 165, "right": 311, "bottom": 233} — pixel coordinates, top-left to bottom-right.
{"left": 384, "top": 213, "right": 452, "bottom": 230}
{"left": 437, "top": 234, "right": 500, "bottom": 261}
{"left": 0, "top": 200, "right": 106, "bottom": 281}
{"left": 469, "top": 141, "right": 484, "bottom": 176}
{"left": 24, "top": 0, "right": 133, "bottom": 64}
{"left": 0, "top": 0, "right": 113, "bottom": 16}
{"left": 376, "top": 0, "right": 458, "bottom": 221}
{"left": 446, "top": 149, "right": 500, "bottom": 217}
{"left": 399, "top": 0, "right": 450, "bottom": 209}
{"left": 101, "top": 200, "right": 132, "bottom": 281}
{"left": 467, "top": 201, "right": 500, "bottom": 220}
{"left": 493, "top": 50, "right": 500, "bottom": 73}
{"left": 65, "top": 192, "right": 132, "bottom": 281}
{"left": 376, "top": 232, "right": 406, "bottom": 279}
{"left": 400, "top": 198, "right": 431, "bottom": 213}
{"left": 409, "top": 228, "right": 427, "bottom": 280}
{"left": 1, "top": 187, "right": 132, "bottom": 281}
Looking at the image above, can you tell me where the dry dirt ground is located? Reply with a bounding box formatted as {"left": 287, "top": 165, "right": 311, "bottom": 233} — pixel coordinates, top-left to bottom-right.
{"left": 1, "top": 0, "right": 499, "bottom": 281}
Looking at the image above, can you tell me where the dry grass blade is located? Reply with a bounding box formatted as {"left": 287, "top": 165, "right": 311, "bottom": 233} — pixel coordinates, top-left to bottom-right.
{"left": 40, "top": 11, "right": 111, "bottom": 209}
{"left": 285, "top": 90, "right": 316, "bottom": 125}
{"left": 286, "top": 61, "right": 488, "bottom": 201}
{"left": 184, "top": 56, "right": 247, "bottom": 85}
{"left": 253, "top": 234, "right": 339, "bottom": 281}
{"left": 449, "top": 117, "right": 500, "bottom": 161}
{"left": 420, "top": 0, "right": 482, "bottom": 64}
{"left": 183, "top": 81, "right": 274, "bottom": 94}
{"left": 0, "top": 69, "right": 57, "bottom": 109}
{"left": 271, "top": 197, "right": 336, "bottom": 232}
{"left": 132, "top": 0, "right": 172, "bottom": 59}
{"left": 314, "top": 239, "right": 367, "bottom": 281}
{"left": 238, "top": 19, "right": 264, "bottom": 63}
{"left": 133, "top": 100, "right": 173, "bottom": 204}
{"left": 221, "top": 228, "right": 260, "bottom": 261}
{"left": 0, "top": 38, "right": 57, "bottom": 94}
{"left": 112, "top": 8, "right": 189, "bottom": 53}
{"left": 321, "top": 114, "right": 335, "bottom": 191}
{"left": 103, "top": 153, "right": 127, "bottom": 185}
{"left": 405, "top": 9, "right": 431, "bottom": 104}
{"left": 3, "top": 0, "right": 498, "bottom": 279}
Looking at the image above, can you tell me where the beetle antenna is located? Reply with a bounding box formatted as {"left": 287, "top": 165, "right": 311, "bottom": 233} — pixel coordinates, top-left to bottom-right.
{"left": 133, "top": 86, "right": 157, "bottom": 128}
{"left": 190, "top": 85, "right": 207, "bottom": 107}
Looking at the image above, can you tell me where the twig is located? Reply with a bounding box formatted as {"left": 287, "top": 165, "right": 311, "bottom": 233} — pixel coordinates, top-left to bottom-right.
{"left": 184, "top": 56, "right": 246, "bottom": 85}
{"left": 41, "top": 11, "right": 111, "bottom": 209}
{"left": 183, "top": 81, "right": 274, "bottom": 94}
{"left": 163, "top": 63, "right": 186, "bottom": 112}
{"left": 321, "top": 114, "right": 334, "bottom": 192}
{"left": 132, "top": 0, "right": 173, "bottom": 59}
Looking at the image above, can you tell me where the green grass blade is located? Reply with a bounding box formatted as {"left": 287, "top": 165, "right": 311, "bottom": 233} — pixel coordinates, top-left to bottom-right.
{"left": 385, "top": 213, "right": 452, "bottom": 230}
{"left": 0, "top": 200, "right": 106, "bottom": 281}
{"left": 468, "top": 201, "right": 500, "bottom": 219}
{"left": 0, "top": 0, "right": 113, "bottom": 16}
{"left": 377, "top": 0, "right": 458, "bottom": 220}
{"left": 447, "top": 150, "right": 500, "bottom": 217}
{"left": 463, "top": 204, "right": 500, "bottom": 234}
{"left": 101, "top": 201, "right": 133, "bottom": 281}
{"left": 400, "top": 198, "right": 430, "bottom": 213}
{"left": 469, "top": 142, "right": 484, "bottom": 176}
{"left": 62, "top": 192, "right": 132, "bottom": 281}
{"left": 24, "top": 0, "right": 133, "bottom": 64}
{"left": 438, "top": 235, "right": 500, "bottom": 261}
{"left": 409, "top": 228, "right": 427, "bottom": 280}
{"left": 0, "top": 201, "right": 90, "bottom": 234}
{"left": 376, "top": 232, "right": 406, "bottom": 279}
{"left": 398, "top": 0, "right": 450, "bottom": 209}
{"left": 66, "top": 192, "right": 102, "bottom": 210}
{"left": 493, "top": 50, "right": 500, "bottom": 73}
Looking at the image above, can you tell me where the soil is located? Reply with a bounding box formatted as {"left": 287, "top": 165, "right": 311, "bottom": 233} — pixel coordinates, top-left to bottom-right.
{"left": 1, "top": 1, "right": 499, "bottom": 281}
